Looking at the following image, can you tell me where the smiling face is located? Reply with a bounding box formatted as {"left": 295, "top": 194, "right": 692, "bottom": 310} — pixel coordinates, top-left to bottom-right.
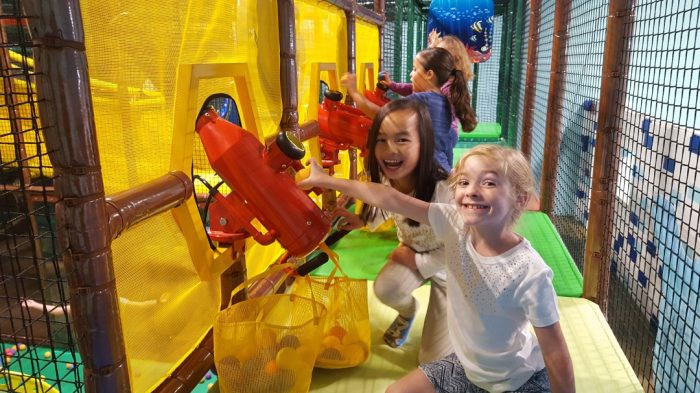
{"left": 453, "top": 155, "right": 518, "bottom": 229}
{"left": 375, "top": 109, "right": 421, "bottom": 193}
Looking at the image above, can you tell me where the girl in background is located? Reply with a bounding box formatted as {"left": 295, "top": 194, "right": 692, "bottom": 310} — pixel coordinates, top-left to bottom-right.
{"left": 381, "top": 33, "right": 474, "bottom": 139}
{"left": 342, "top": 47, "right": 476, "bottom": 172}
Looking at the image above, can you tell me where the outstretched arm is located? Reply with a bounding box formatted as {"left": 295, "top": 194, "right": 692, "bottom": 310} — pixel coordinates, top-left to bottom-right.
{"left": 534, "top": 322, "right": 575, "bottom": 393}
{"left": 341, "top": 73, "right": 381, "bottom": 118}
{"left": 298, "top": 158, "right": 430, "bottom": 225}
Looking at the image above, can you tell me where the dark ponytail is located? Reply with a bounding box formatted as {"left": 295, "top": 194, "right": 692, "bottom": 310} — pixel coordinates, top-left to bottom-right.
{"left": 449, "top": 69, "right": 477, "bottom": 131}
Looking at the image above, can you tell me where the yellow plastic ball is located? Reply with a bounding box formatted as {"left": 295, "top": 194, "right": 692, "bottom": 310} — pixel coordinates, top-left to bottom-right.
{"left": 237, "top": 343, "right": 256, "bottom": 363}
{"left": 296, "top": 345, "right": 316, "bottom": 365}
{"left": 322, "top": 334, "right": 341, "bottom": 348}
{"left": 275, "top": 347, "right": 299, "bottom": 369}
{"left": 259, "top": 327, "right": 277, "bottom": 349}
{"left": 341, "top": 330, "right": 361, "bottom": 346}
{"left": 344, "top": 342, "right": 369, "bottom": 364}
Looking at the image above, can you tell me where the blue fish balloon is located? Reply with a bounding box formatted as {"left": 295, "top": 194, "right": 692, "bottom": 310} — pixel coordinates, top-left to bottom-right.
{"left": 427, "top": 0, "right": 494, "bottom": 63}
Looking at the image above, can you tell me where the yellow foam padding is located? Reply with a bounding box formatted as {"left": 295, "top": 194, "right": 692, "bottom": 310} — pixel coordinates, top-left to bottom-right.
{"left": 310, "top": 285, "right": 643, "bottom": 392}
{"left": 557, "top": 297, "right": 643, "bottom": 392}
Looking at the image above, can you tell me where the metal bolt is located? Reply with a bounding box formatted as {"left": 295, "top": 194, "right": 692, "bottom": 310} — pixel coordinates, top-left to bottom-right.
{"left": 219, "top": 217, "right": 228, "bottom": 226}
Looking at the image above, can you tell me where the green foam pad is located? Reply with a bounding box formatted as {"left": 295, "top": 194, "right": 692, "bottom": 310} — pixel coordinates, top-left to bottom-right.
{"left": 311, "top": 227, "right": 398, "bottom": 278}
{"left": 514, "top": 212, "right": 583, "bottom": 297}
{"left": 458, "top": 121, "right": 502, "bottom": 142}
{"left": 313, "top": 211, "right": 582, "bottom": 298}
{"left": 452, "top": 139, "right": 507, "bottom": 166}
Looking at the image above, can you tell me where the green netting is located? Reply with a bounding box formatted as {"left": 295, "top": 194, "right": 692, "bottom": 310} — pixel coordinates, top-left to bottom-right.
{"left": 514, "top": 212, "right": 583, "bottom": 297}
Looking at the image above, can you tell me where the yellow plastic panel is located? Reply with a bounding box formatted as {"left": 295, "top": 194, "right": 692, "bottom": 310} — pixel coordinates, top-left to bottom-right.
{"left": 295, "top": 0, "right": 348, "bottom": 124}
{"left": 355, "top": 19, "right": 380, "bottom": 92}
{"left": 77, "top": 0, "right": 286, "bottom": 390}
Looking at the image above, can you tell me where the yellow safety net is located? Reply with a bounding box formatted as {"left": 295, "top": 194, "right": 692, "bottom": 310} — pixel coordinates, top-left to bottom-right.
{"left": 1, "top": 1, "right": 380, "bottom": 390}
{"left": 78, "top": 0, "right": 286, "bottom": 390}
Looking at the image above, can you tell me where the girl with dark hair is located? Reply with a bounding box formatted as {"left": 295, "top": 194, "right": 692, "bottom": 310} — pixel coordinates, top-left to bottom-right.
{"left": 332, "top": 98, "right": 453, "bottom": 364}
{"left": 342, "top": 47, "right": 476, "bottom": 172}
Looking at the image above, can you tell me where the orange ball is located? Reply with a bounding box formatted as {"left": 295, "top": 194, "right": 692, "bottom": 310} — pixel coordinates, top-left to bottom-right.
{"left": 264, "top": 359, "right": 279, "bottom": 375}
{"left": 328, "top": 325, "right": 347, "bottom": 341}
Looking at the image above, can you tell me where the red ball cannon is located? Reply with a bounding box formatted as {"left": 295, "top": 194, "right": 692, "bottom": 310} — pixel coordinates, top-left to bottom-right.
{"left": 195, "top": 107, "right": 330, "bottom": 257}
{"left": 363, "top": 71, "right": 390, "bottom": 107}
{"left": 316, "top": 90, "right": 373, "bottom": 170}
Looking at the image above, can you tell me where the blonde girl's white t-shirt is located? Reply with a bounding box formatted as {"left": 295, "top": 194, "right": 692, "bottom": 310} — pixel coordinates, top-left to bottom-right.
{"left": 428, "top": 203, "right": 560, "bottom": 392}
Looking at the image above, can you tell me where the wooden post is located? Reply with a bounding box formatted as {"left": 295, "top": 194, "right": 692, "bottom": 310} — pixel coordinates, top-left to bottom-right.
{"left": 520, "top": 0, "right": 541, "bottom": 160}
{"left": 23, "top": 1, "right": 130, "bottom": 390}
{"left": 506, "top": 0, "right": 526, "bottom": 147}
{"left": 278, "top": 0, "right": 301, "bottom": 140}
{"left": 539, "top": 0, "right": 572, "bottom": 214}
{"left": 583, "top": 0, "right": 636, "bottom": 313}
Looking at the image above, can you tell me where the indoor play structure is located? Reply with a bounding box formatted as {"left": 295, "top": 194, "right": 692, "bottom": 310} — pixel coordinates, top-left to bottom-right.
{"left": 0, "top": 0, "right": 697, "bottom": 392}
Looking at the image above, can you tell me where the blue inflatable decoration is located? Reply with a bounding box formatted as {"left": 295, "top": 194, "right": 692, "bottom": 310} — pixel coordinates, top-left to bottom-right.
{"left": 427, "top": 0, "right": 494, "bottom": 63}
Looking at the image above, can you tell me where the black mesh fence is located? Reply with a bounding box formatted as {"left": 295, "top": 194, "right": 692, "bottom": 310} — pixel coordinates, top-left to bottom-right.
{"left": 0, "top": 0, "right": 82, "bottom": 391}
{"left": 530, "top": 0, "right": 555, "bottom": 197}
{"left": 606, "top": 2, "right": 699, "bottom": 391}
{"left": 510, "top": 1, "right": 700, "bottom": 391}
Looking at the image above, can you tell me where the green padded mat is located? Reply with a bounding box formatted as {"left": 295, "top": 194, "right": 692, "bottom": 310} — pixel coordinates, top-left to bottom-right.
{"left": 313, "top": 212, "right": 583, "bottom": 298}
{"left": 458, "top": 121, "right": 502, "bottom": 142}
{"left": 312, "top": 227, "right": 398, "bottom": 278}
{"left": 514, "top": 212, "right": 583, "bottom": 297}
{"left": 452, "top": 138, "right": 506, "bottom": 166}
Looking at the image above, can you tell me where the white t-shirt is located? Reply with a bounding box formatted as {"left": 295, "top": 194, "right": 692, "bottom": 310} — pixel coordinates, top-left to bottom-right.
{"left": 428, "top": 203, "right": 560, "bottom": 392}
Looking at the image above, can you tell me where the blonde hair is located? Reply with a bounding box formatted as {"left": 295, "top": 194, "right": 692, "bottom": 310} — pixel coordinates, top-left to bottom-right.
{"left": 450, "top": 145, "right": 534, "bottom": 226}
{"left": 432, "top": 35, "right": 474, "bottom": 81}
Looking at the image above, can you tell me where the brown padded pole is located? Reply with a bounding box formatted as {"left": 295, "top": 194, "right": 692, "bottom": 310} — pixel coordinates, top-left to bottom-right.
{"left": 105, "top": 171, "right": 192, "bottom": 240}
{"left": 151, "top": 331, "right": 215, "bottom": 393}
{"left": 539, "top": 0, "right": 572, "bottom": 214}
{"left": 375, "top": 0, "right": 385, "bottom": 70}
{"left": 297, "top": 120, "right": 321, "bottom": 142}
{"left": 22, "top": 0, "right": 130, "bottom": 390}
{"left": 583, "top": 0, "right": 636, "bottom": 312}
{"left": 345, "top": 1, "right": 359, "bottom": 180}
{"left": 278, "top": 0, "right": 300, "bottom": 139}
{"left": 520, "top": 0, "right": 541, "bottom": 161}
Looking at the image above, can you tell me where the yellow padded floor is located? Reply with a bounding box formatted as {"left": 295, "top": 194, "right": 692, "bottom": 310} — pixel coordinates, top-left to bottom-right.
{"left": 310, "top": 283, "right": 643, "bottom": 393}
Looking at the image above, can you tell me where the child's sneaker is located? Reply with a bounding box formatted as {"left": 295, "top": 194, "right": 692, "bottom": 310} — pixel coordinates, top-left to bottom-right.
{"left": 383, "top": 313, "right": 415, "bottom": 348}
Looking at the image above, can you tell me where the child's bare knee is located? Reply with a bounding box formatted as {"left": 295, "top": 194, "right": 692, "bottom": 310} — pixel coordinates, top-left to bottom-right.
{"left": 385, "top": 382, "right": 400, "bottom": 393}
